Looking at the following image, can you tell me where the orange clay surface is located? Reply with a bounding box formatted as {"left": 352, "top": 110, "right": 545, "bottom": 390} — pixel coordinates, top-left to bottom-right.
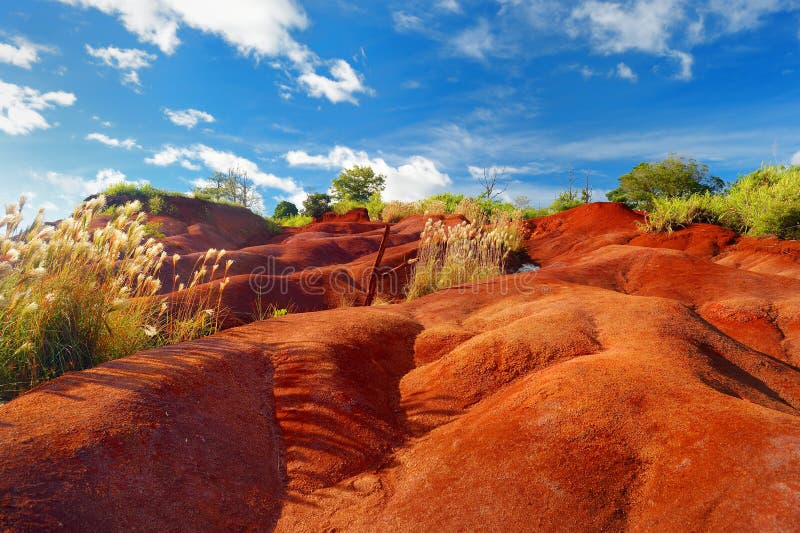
{"left": 2, "top": 202, "right": 800, "bottom": 531}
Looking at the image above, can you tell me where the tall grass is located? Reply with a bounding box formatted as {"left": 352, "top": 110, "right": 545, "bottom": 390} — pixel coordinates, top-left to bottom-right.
{"left": 406, "top": 214, "right": 523, "bottom": 300}
{"left": 643, "top": 165, "right": 800, "bottom": 239}
{"left": 0, "top": 196, "right": 230, "bottom": 399}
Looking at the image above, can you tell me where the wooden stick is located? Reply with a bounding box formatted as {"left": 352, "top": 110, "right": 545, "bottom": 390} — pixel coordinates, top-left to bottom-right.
{"left": 364, "top": 223, "right": 391, "bottom": 306}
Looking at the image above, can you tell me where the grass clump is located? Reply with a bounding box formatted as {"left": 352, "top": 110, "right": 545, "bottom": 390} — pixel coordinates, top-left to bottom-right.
{"left": 0, "top": 196, "right": 231, "bottom": 400}
{"left": 276, "top": 214, "right": 314, "bottom": 227}
{"left": 643, "top": 165, "right": 800, "bottom": 239}
{"left": 406, "top": 214, "right": 523, "bottom": 300}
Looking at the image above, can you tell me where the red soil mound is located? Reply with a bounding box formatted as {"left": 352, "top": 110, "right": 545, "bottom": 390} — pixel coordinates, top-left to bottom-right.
{"left": 320, "top": 207, "right": 371, "bottom": 223}
{"left": 3, "top": 203, "right": 800, "bottom": 530}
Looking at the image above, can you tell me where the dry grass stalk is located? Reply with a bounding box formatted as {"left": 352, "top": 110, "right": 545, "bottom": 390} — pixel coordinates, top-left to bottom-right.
{"left": 0, "top": 195, "right": 231, "bottom": 399}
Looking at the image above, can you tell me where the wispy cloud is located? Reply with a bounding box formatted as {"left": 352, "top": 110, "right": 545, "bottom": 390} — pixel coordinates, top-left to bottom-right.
{"left": 0, "top": 36, "right": 54, "bottom": 69}
{"left": 85, "top": 45, "right": 156, "bottom": 90}
{"left": 86, "top": 132, "right": 140, "bottom": 150}
{"left": 163, "top": 108, "right": 215, "bottom": 129}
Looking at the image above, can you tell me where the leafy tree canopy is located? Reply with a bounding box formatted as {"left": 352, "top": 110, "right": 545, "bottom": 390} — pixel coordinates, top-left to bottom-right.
{"left": 607, "top": 154, "right": 724, "bottom": 211}
{"left": 302, "top": 193, "right": 332, "bottom": 219}
{"left": 273, "top": 200, "right": 298, "bottom": 219}
{"left": 331, "top": 165, "right": 386, "bottom": 203}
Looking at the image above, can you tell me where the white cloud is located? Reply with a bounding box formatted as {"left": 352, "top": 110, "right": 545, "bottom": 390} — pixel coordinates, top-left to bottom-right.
{"left": 467, "top": 163, "right": 560, "bottom": 179}
{"left": 146, "top": 144, "right": 305, "bottom": 203}
{"left": 393, "top": 11, "right": 425, "bottom": 32}
{"left": 791, "top": 150, "right": 800, "bottom": 166}
{"left": 449, "top": 19, "right": 495, "bottom": 60}
{"left": 285, "top": 146, "right": 452, "bottom": 201}
{"left": 40, "top": 168, "right": 147, "bottom": 198}
{"left": 0, "top": 80, "right": 76, "bottom": 136}
{"left": 571, "top": 0, "right": 681, "bottom": 54}
{"left": 706, "top": 0, "right": 788, "bottom": 34}
{"left": 85, "top": 44, "right": 156, "bottom": 89}
{"left": 0, "top": 36, "right": 53, "bottom": 69}
{"left": 163, "top": 108, "right": 215, "bottom": 129}
{"left": 60, "top": 0, "right": 370, "bottom": 104}
{"left": 569, "top": 0, "right": 695, "bottom": 80}
{"left": 669, "top": 50, "right": 693, "bottom": 81}
{"left": 402, "top": 80, "right": 422, "bottom": 89}
{"left": 86, "top": 132, "right": 140, "bottom": 150}
{"left": 297, "top": 60, "right": 371, "bottom": 105}
{"left": 616, "top": 62, "right": 637, "bottom": 81}
{"left": 437, "top": 0, "right": 462, "bottom": 12}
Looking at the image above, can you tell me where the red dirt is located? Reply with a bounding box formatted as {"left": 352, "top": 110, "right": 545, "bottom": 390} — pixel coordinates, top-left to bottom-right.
{"left": 2, "top": 202, "right": 800, "bottom": 530}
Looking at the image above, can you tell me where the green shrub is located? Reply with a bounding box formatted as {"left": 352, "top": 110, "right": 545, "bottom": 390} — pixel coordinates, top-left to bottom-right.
{"left": 365, "top": 192, "right": 385, "bottom": 221}
{"left": 277, "top": 214, "right": 314, "bottom": 227}
{"left": 261, "top": 217, "right": 284, "bottom": 234}
{"left": 148, "top": 194, "right": 165, "bottom": 215}
{"left": 643, "top": 165, "right": 800, "bottom": 239}
{"left": 332, "top": 198, "right": 365, "bottom": 215}
{"left": 421, "top": 193, "right": 464, "bottom": 213}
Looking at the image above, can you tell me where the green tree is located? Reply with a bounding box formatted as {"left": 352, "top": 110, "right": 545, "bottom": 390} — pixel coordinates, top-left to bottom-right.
{"left": 273, "top": 200, "right": 299, "bottom": 219}
{"left": 302, "top": 193, "right": 332, "bottom": 219}
{"left": 607, "top": 154, "right": 724, "bottom": 211}
{"left": 331, "top": 165, "right": 386, "bottom": 203}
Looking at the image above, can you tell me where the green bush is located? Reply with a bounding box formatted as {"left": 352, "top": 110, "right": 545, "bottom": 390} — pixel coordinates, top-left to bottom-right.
{"left": 277, "top": 214, "right": 314, "bottom": 227}
{"left": 365, "top": 192, "right": 385, "bottom": 221}
{"left": 261, "top": 217, "right": 284, "bottom": 234}
{"left": 332, "top": 198, "right": 365, "bottom": 215}
{"left": 643, "top": 165, "right": 800, "bottom": 239}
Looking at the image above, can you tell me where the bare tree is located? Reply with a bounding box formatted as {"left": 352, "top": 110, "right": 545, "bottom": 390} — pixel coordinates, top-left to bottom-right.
{"left": 478, "top": 166, "right": 508, "bottom": 201}
{"left": 513, "top": 194, "right": 530, "bottom": 209}
{"left": 581, "top": 169, "right": 593, "bottom": 204}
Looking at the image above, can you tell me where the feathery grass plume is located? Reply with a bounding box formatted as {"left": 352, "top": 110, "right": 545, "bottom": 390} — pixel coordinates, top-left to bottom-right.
{"left": 0, "top": 196, "right": 231, "bottom": 400}
{"left": 381, "top": 201, "right": 422, "bottom": 223}
{"left": 406, "top": 211, "right": 523, "bottom": 300}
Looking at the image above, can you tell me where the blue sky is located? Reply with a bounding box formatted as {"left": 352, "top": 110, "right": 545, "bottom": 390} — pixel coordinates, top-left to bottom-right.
{"left": 2, "top": 0, "right": 800, "bottom": 217}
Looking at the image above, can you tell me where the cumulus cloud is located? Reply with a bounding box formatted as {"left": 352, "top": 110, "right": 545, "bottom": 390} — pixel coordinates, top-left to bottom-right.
{"left": 41, "top": 168, "right": 147, "bottom": 197}
{"left": 285, "top": 146, "right": 452, "bottom": 201}
{"left": 0, "top": 36, "right": 53, "bottom": 69}
{"left": 146, "top": 143, "right": 306, "bottom": 204}
{"left": 0, "top": 80, "right": 76, "bottom": 136}
{"left": 616, "top": 62, "right": 637, "bottom": 81}
{"left": 569, "top": 0, "right": 696, "bottom": 79}
{"left": 86, "top": 132, "right": 140, "bottom": 150}
{"left": 163, "top": 108, "right": 215, "bottom": 129}
{"left": 85, "top": 44, "right": 156, "bottom": 89}
{"left": 59, "top": 0, "right": 371, "bottom": 104}
{"left": 297, "top": 60, "right": 372, "bottom": 105}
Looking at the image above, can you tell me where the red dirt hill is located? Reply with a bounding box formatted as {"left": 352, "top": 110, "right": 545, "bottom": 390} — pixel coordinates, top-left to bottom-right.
{"left": 2, "top": 202, "right": 800, "bottom": 530}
